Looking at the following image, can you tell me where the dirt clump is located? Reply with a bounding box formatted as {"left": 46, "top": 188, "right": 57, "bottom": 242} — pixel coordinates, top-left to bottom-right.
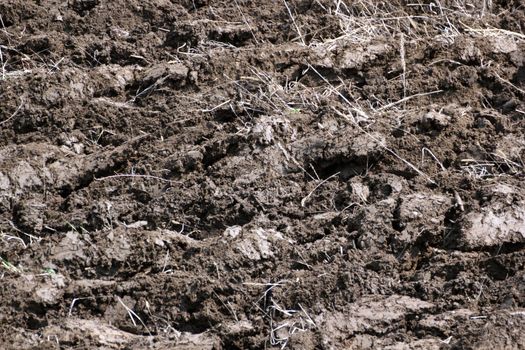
{"left": 1, "top": 0, "right": 525, "bottom": 349}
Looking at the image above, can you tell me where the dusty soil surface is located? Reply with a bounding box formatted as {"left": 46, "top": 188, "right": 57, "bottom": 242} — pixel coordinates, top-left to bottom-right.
{"left": 1, "top": 1, "right": 525, "bottom": 349}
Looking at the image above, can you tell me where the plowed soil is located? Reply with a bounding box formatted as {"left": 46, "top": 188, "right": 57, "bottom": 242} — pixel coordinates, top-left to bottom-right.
{"left": 1, "top": 1, "right": 525, "bottom": 349}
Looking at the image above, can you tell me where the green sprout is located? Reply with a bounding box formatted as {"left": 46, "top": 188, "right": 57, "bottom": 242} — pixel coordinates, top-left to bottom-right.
{"left": 42, "top": 268, "right": 56, "bottom": 275}
{"left": 0, "top": 257, "right": 20, "bottom": 273}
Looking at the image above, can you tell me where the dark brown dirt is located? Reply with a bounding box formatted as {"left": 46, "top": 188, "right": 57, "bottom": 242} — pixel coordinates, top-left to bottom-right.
{"left": 1, "top": 1, "right": 525, "bottom": 349}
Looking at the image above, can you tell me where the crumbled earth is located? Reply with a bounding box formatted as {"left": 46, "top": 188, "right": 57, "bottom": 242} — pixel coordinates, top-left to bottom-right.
{"left": 1, "top": 1, "right": 525, "bottom": 349}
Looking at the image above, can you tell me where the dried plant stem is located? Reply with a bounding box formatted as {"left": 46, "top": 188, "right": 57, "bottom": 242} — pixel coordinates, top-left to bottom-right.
{"left": 284, "top": 0, "right": 306, "bottom": 45}
{"left": 399, "top": 32, "right": 407, "bottom": 98}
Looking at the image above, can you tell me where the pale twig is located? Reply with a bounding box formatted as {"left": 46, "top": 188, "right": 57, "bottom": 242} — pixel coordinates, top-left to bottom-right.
{"left": 0, "top": 15, "right": 11, "bottom": 40}
{"left": 7, "top": 220, "right": 40, "bottom": 244}
{"left": 243, "top": 280, "right": 289, "bottom": 306}
{"left": 463, "top": 25, "right": 525, "bottom": 40}
{"left": 491, "top": 151, "right": 523, "bottom": 172}
{"left": 421, "top": 147, "right": 446, "bottom": 171}
{"left": 494, "top": 72, "right": 525, "bottom": 95}
{"left": 306, "top": 64, "right": 435, "bottom": 184}
{"left": 68, "top": 297, "right": 91, "bottom": 317}
{"left": 233, "top": 0, "right": 259, "bottom": 43}
{"left": 0, "top": 44, "right": 5, "bottom": 80}
{"left": 454, "top": 190, "right": 465, "bottom": 212}
{"left": 117, "top": 297, "right": 152, "bottom": 336}
{"left": 441, "top": 336, "right": 453, "bottom": 344}
{"left": 376, "top": 90, "right": 442, "bottom": 111}
{"left": 47, "top": 57, "right": 65, "bottom": 73}
{"left": 271, "top": 299, "right": 297, "bottom": 317}
{"left": 95, "top": 174, "right": 177, "bottom": 184}
{"left": 399, "top": 32, "right": 406, "bottom": 98}
{"left": 213, "top": 291, "right": 239, "bottom": 322}
{"left": 202, "top": 99, "right": 231, "bottom": 112}
{"left": 284, "top": 0, "right": 306, "bottom": 45}
{"left": 0, "top": 98, "right": 24, "bottom": 125}
{"left": 460, "top": 159, "right": 495, "bottom": 178}
{"left": 298, "top": 303, "right": 317, "bottom": 327}
{"left": 333, "top": 107, "right": 436, "bottom": 184}
{"left": 301, "top": 172, "right": 340, "bottom": 207}
{"left": 131, "top": 75, "right": 169, "bottom": 102}
{"left": 161, "top": 250, "right": 171, "bottom": 274}
{"left": 309, "top": 164, "right": 321, "bottom": 180}
{"left": 2, "top": 234, "right": 27, "bottom": 248}
{"left": 469, "top": 315, "right": 487, "bottom": 320}
{"left": 475, "top": 276, "right": 487, "bottom": 301}
{"left": 277, "top": 142, "right": 317, "bottom": 181}
{"left": 304, "top": 64, "right": 355, "bottom": 111}
{"left": 268, "top": 300, "right": 314, "bottom": 348}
